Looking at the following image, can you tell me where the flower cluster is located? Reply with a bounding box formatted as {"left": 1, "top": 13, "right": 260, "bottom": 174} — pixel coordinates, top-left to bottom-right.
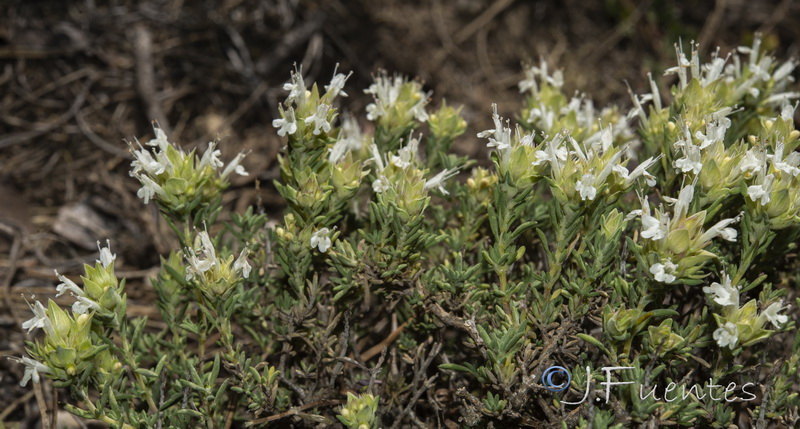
{"left": 130, "top": 125, "right": 248, "bottom": 215}
{"left": 478, "top": 103, "right": 657, "bottom": 203}
{"left": 52, "top": 241, "right": 126, "bottom": 325}
{"left": 337, "top": 392, "right": 380, "bottom": 429}
{"left": 12, "top": 242, "right": 124, "bottom": 388}
{"left": 369, "top": 135, "right": 458, "bottom": 218}
{"left": 704, "top": 273, "right": 789, "bottom": 349}
{"left": 627, "top": 183, "right": 741, "bottom": 284}
{"left": 364, "top": 72, "right": 430, "bottom": 150}
{"left": 184, "top": 230, "right": 251, "bottom": 296}
{"left": 633, "top": 38, "right": 799, "bottom": 195}
{"left": 519, "top": 58, "right": 636, "bottom": 154}
{"left": 740, "top": 118, "right": 800, "bottom": 229}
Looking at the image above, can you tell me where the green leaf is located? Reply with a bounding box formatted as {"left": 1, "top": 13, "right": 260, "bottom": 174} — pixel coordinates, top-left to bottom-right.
{"left": 577, "top": 333, "right": 612, "bottom": 356}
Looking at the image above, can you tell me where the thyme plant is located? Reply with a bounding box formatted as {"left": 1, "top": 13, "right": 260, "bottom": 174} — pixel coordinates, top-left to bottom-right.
{"left": 11, "top": 39, "right": 800, "bottom": 428}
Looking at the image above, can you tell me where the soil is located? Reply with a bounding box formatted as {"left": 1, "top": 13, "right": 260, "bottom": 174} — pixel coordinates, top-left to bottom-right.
{"left": 1, "top": 0, "right": 799, "bottom": 426}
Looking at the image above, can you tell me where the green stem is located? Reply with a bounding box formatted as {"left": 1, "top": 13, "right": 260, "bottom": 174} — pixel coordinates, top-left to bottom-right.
{"left": 120, "top": 327, "right": 158, "bottom": 412}
{"left": 182, "top": 214, "right": 194, "bottom": 248}
{"left": 100, "top": 415, "right": 137, "bottom": 429}
{"left": 199, "top": 307, "right": 207, "bottom": 361}
{"left": 76, "top": 388, "right": 137, "bottom": 429}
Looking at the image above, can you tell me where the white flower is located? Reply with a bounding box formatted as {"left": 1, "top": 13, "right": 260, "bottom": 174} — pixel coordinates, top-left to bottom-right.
{"left": 527, "top": 103, "right": 556, "bottom": 131}
{"left": 647, "top": 72, "right": 662, "bottom": 110}
{"left": 136, "top": 175, "right": 166, "bottom": 204}
{"left": 97, "top": 240, "right": 116, "bottom": 268}
{"left": 517, "top": 129, "right": 535, "bottom": 147}
{"left": 641, "top": 214, "right": 666, "bottom": 240}
{"left": 701, "top": 56, "right": 728, "bottom": 87}
{"left": 339, "top": 115, "right": 364, "bottom": 151}
{"left": 599, "top": 125, "right": 613, "bottom": 153}
{"left": 485, "top": 132, "right": 511, "bottom": 151}
{"left": 703, "top": 273, "right": 739, "bottom": 307}
{"left": 364, "top": 73, "right": 407, "bottom": 121}
{"left": 272, "top": 107, "right": 298, "bottom": 137}
{"left": 761, "top": 301, "right": 789, "bottom": 328}
{"left": 21, "top": 301, "right": 51, "bottom": 334}
{"left": 185, "top": 250, "right": 214, "bottom": 281}
{"left": 310, "top": 228, "right": 332, "bottom": 253}
{"left": 372, "top": 175, "right": 391, "bottom": 193}
{"left": 146, "top": 126, "right": 170, "bottom": 151}
{"left": 627, "top": 88, "right": 649, "bottom": 124}
{"left": 518, "top": 59, "right": 562, "bottom": 93}
{"left": 324, "top": 64, "right": 352, "bottom": 98}
{"left": 739, "top": 149, "right": 763, "bottom": 175}
{"left": 713, "top": 322, "right": 738, "bottom": 349}
{"left": 575, "top": 174, "right": 597, "bottom": 201}
{"left": 185, "top": 231, "right": 217, "bottom": 281}
{"left": 425, "top": 168, "right": 459, "bottom": 195}
{"left": 596, "top": 150, "right": 625, "bottom": 184}
{"left": 533, "top": 136, "right": 568, "bottom": 168}
{"left": 780, "top": 101, "right": 797, "bottom": 121}
{"left": 569, "top": 136, "right": 588, "bottom": 161}
{"left": 717, "top": 227, "right": 737, "bottom": 241}
{"left": 747, "top": 174, "right": 774, "bottom": 205}
{"left": 650, "top": 259, "right": 677, "bottom": 283}
{"left": 773, "top": 60, "right": 797, "bottom": 83}
{"left": 199, "top": 141, "right": 224, "bottom": 170}
{"left": 304, "top": 104, "right": 332, "bottom": 135}
{"left": 773, "top": 142, "right": 800, "bottom": 176}
{"left": 694, "top": 120, "right": 728, "bottom": 149}
{"left": 410, "top": 97, "right": 430, "bottom": 122}
{"left": 234, "top": 248, "right": 251, "bottom": 278}
{"left": 55, "top": 270, "right": 84, "bottom": 298}
{"left": 131, "top": 146, "right": 166, "bottom": 176}
{"left": 779, "top": 152, "right": 800, "bottom": 177}
{"left": 364, "top": 74, "right": 402, "bottom": 103}
{"left": 674, "top": 144, "right": 703, "bottom": 175}
{"left": 283, "top": 69, "right": 306, "bottom": 104}
{"left": 365, "top": 102, "right": 383, "bottom": 121}
{"left": 221, "top": 152, "right": 249, "bottom": 178}
{"left": 72, "top": 296, "right": 101, "bottom": 315}
{"left": 328, "top": 138, "right": 350, "bottom": 164}
{"left": 478, "top": 104, "right": 511, "bottom": 152}
{"left": 518, "top": 66, "right": 538, "bottom": 94}
{"left": 763, "top": 91, "right": 800, "bottom": 104}
{"left": 664, "top": 43, "right": 691, "bottom": 88}
{"left": 370, "top": 144, "right": 386, "bottom": 172}
{"left": 11, "top": 356, "right": 51, "bottom": 387}
{"left": 625, "top": 156, "right": 659, "bottom": 187}
{"left": 612, "top": 164, "right": 629, "bottom": 179}
{"left": 53, "top": 267, "right": 102, "bottom": 317}
{"left": 699, "top": 214, "right": 741, "bottom": 243}
{"left": 672, "top": 182, "right": 695, "bottom": 221}
{"left": 198, "top": 231, "right": 216, "bottom": 261}
{"left": 391, "top": 137, "right": 419, "bottom": 169}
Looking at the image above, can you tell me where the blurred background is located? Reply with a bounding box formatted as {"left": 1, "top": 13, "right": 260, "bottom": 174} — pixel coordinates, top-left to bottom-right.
{"left": 1, "top": 0, "right": 799, "bottom": 425}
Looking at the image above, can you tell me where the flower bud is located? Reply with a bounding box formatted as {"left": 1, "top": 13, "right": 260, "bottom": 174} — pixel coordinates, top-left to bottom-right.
{"left": 601, "top": 209, "right": 626, "bottom": 240}
{"left": 428, "top": 103, "right": 467, "bottom": 140}
{"left": 604, "top": 306, "right": 642, "bottom": 342}
{"left": 337, "top": 392, "right": 379, "bottom": 429}
{"left": 647, "top": 320, "right": 684, "bottom": 354}
{"left": 466, "top": 168, "right": 496, "bottom": 206}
